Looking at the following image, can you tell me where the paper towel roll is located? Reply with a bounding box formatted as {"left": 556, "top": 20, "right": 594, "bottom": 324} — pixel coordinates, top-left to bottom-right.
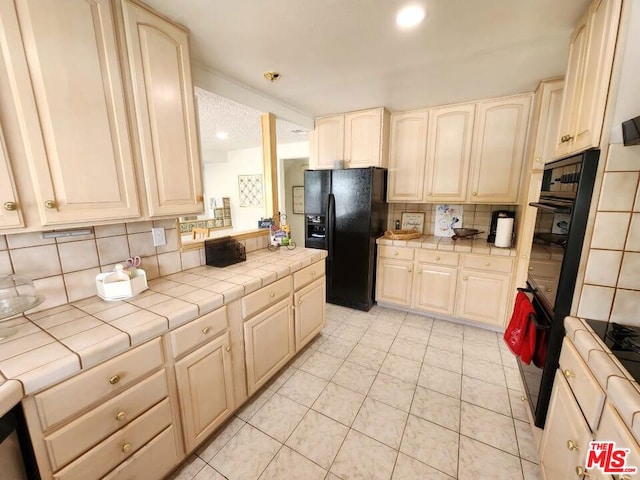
{"left": 494, "top": 217, "right": 514, "bottom": 248}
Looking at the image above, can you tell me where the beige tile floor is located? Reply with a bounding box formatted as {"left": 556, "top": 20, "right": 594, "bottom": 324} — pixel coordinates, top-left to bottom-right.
{"left": 168, "top": 304, "right": 541, "bottom": 480}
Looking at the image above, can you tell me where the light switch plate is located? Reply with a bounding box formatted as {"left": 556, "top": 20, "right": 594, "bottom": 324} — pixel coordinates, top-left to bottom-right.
{"left": 151, "top": 227, "right": 166, "bottom": 247}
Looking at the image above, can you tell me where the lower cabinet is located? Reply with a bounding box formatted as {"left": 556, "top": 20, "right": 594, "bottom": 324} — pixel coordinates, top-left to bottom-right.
{"left": 174, "top": 332, "right": 235, "bottom": 453}
{"left": 294, "top": 277, "right": 326, "bottom": 351}
{"left": 455, "top": 268, "right": 511, "bottom": 327}
{"left": 244, "top": 297, "right": 295, "bottom": 396}
{"left": 413, "top": 262, "right": 457, "bottom": 315}
{"left": 540, "top": 371, "right": 593, "bottom": 480}
{"left": 376, "top": 258, "right": 413, "bottom": 306}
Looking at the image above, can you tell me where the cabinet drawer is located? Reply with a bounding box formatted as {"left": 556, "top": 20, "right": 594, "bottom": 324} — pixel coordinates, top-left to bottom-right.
{"left": 378, "top": 246, "right": 414, "bottom": 261}
{"left": 559, "top": 337, "right": 605, "bottom": 431}
{"left": 53, "top": 399, "right": 172, "bottom": 480}
{"left": 44, "top": 370, "right": 168, "bottom": 471}
{"left": 415, "top": 250, "right": 459, "bottom": 266}
{"left": 35, "top": 338, "right": 163, "bottom": 430}
{"left": 242, "top": 276, "right": 292, "bottom": 319}
{"left": 169, "top": 306, "right": 227, "bottom": 358}
{"left": 101, "top": 425, "right": 178, "bottom": 480}
{"left": 293, "top": 260, "right": 325, "bottom": 290}
{"left": 528, "top": 259, "right": 561, "bottom": 278}
{"left": 462, "top": 254, "right": 513, "bottom": 273}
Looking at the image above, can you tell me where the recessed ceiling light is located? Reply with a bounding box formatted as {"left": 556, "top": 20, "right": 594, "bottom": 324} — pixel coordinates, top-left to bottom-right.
{"left": 396, "top": 5, "right": 426, "bottom": 29}
{"left": 216, "top": 131, "right": 229, "bottom": 140}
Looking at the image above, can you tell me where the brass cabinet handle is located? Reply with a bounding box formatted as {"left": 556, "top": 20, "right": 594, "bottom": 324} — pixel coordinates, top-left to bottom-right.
{"left": 416, "top": 269, "right": 422, "bottom": 275}
{"left": 311, "top": 271, "right": 316, "bottom": 276}
{"left": 394, "top": 251, "right": 399, "bottom": 256}
{"left": 528, "top": 266, "right": 534, "bottom": 271}
{"left": 44, "top": 200, "right": 57, "bottom": 209}
{"left": 472, "top": 192, "right": 477, "bottom": 196}
{"left": 435, "top": 256, "right": 441, "bottom": 261}
{"left": 566, "top": 439, "right": 579, "bottom": 451}
{"left": 122, "top": 443, "right": 132, "bottom": 453}
{"left": 463, "top": 276, "right": 468, "bottom": 281}
{"left": 202, "top": 327, "right": 210, "bottom": 334}
{"left": 407, "top": 268, "right": 412, "bottom": 273}
{"left": 196, "top": 195, "right": 204, "bottom": 202}
{"left": 563, "top": 369, "right": 575, "bottom": 378}
{"left": 561, "top": 135, "right": 575, "bottom": 143}
{"left": 269, "top": 292, "right": 275, "bottom": 298}
{"left": 298, "top": 299, "right": 302, "bottom": 305}
{"left": 109, "top": 375, "right": 120, "bottom": 385}
{"left": 546, "top": 288, "right": 552, "bottom": 292}
{"left": 535, "top": 157, "right": 543, "bottom": 163}
{"left": 3, "top": 202, "right": 17, "bottom": 211}
{"left": 225, "top": 346, "right": 231, "bottom": 352}
{"left": 485, "top": 262, "right": 490, "bottom": 267}
{"left": 575, "top": 466, "right": 590, "bottom": 477}
{"left": 426, "top": 192, "right": 432, "bottom": 196}
{"left": 116, "top": 411, "right": 126, "bottom": 421}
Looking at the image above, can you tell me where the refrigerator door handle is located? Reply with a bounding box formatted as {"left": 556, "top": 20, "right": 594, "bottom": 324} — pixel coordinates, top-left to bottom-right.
{"left": 327, "top": 193, "right": 335, "bottom": 261}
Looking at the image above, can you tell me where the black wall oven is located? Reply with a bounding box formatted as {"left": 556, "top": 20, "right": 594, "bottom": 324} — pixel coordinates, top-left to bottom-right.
{"left": 519, "top": 149, "right": 599, "bottom": 428}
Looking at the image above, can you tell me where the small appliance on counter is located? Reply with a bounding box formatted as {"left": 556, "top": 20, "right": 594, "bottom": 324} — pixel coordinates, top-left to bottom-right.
{"left": 0, "top": 274, "right": 45, "bottom": 339}
{"left": 204, "top": 236, "right": 246, "bottom": 267}
{"left": 487, "top": 210, "right": 515, "bottom": 244}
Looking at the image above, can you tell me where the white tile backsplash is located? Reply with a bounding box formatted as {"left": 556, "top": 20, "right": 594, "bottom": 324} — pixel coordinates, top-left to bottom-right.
{"left": 611, "top": 289, "right": 640, "bottom": 326}
{"left": 590, "top": 212, "right": 631, "bottom": 250}
{"left": 618, "top": 252, "right": 640, "bottom": 290}
{"left": 577, "top": 285, "right": 615, "bottom": 321}
{"left": 598, "top": 172, "right": 640, "bottom": 212}
{"left": 10, "top": 245, "right": 62, "bottom": 279}
{"left": 58, "top": 240, "right": 99, "bottom": 273}
{"left": 584, "top": 249, "right": 623, "bottom": 287}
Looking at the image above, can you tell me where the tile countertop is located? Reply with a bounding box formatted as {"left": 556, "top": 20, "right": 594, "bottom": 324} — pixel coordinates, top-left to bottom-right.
{"left": 377, "top": 235, "right": 517, "bottom": 257}
{"left": 0, "top": 247, "right": 327, "bottom": 414}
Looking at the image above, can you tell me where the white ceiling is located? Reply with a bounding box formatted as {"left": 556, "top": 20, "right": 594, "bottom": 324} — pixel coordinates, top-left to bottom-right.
{"left": 195, "top": 87, "right": 308, "bottom": 154}
{"left": 144, "top": 0, "right": 590, "bottom": 118}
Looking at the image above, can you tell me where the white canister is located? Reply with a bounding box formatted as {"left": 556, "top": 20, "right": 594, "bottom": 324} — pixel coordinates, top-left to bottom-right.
{"left": 494, "top": 217, "right": 514, "bottom": 248}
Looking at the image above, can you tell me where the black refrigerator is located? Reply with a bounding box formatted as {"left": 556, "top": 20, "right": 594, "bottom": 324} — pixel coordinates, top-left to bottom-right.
{"left": 304, "top": 167, "right": 388, "bottom": 311}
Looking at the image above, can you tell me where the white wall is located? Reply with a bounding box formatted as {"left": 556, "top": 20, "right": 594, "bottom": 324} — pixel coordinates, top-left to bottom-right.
{"left": 203, "top": 146, "right": 265, "bottom": 231}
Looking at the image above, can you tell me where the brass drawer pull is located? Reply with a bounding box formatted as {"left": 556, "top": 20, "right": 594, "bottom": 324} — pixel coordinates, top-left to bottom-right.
{"left": 269, "top": 292, "right": 275, "bottom": 298}
{"left": 44, "top": 200, "right": 57, "bottom": 209}
{"left": 311, "top": 271, "right": 316, "bottom": 276}
{"left": 122, "top": 443, "right": 132, "bottom": 453}
{"left": 393, "top": 251, "right": 399, "bottom": 256}
{"left": 485, "top": 262, "right": 490, "bottom": 267}
{"left": 435, "top": 256, "right": 441, "bottom": 261}
{"left": 575, "top": 466, "right": 590, "bottom": 477}
{"left": 225, "top": 346, "right": 231, "bottom": 352}
{"left": 3, "top": 202, "right": 17, "bottom": 211}
{"left": 202, "top": 327, "right": 210, "bottom": 334}
{"left": 417, "top": 269, "right": 422, "bottom": 275}
{"left": 463, "top": 276, "right": 468, "bottom": 281}
{"left": 109, "top": 375, "right": 121, "bottom": 385}
{"left": 566, "top": 439, "right": 579, "bottom": 451}
{"left": 116, "top": 411, "right": 126, "bottom": 421}
{"left": 563, "top": 369, "right": 575, "bottom": 379}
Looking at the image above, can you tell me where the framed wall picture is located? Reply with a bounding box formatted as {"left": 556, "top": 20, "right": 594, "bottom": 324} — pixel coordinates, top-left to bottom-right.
{"left": 238, "top": 174, "right": 264, "bottom": 207}
{"left": 401, "top": 212, "right": 425, "bottom": 233}
{"left": 292, "top": 186, "right": 304, "bottom": 214}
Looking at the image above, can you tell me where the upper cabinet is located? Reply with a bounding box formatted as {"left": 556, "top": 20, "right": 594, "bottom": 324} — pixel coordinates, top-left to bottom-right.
{"left": 0, "top": 0, "right": 141, "bottom": 226}
{"left": 424, "top": 104, "right": 475, "bottom": 203}
{"left": 120, "top": 0, "right": 204, "bottom": 217}
{"left": 309, "top": 108, "right": 389, "bottom": 170}
{"left": 387, "top": 111, "right": 428, "bottom": 202}
{"left": 387, "top": 93, "right": 531, "bottom": 204}
{"left": 0, "top": 0, "right": 204, "bottom": 232}
{"left": 531, "top": 80, "right": 564, "bottom": 171}
{"left": 468, "top": 95, "right": 532, "bottom": 203}
{"left": 554, "top": 0, "right": 622, "bottom": 158}
{"left": 0, "top": 123, "right": 23, "bottom": 228}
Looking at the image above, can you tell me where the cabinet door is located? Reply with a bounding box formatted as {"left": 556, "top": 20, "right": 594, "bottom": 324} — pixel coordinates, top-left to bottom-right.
{"left": 572, "top": 0, "right": 622, "bottom": 153}
{"left": 375, "top": 258, "right": 413, "bottom": 306}
{"left": 387, "top": 111, "right": 428, "bottom": 202}
{"left": 412, "top": 263, "right": 457, "bottom": 315}
{"left": 540, "top": 372, "right": 593, "bottom": 480}
{"left": 0, "top": 123, "right": 23, "bottom": 228}
{"left": 469, "top": 95, "right": 531, "bottom": 203}
{"left": 120, "top": 0, "right": 204, "bottom": 217}
{"left": 555, "top": 14, "right": 589, "bottom": 159}
{"left": 344, "top": 109, "right": 383, "bottom": 168}
{"left": 532, "top": 80, "right": 564, "bottom": 170}
{"left": 424, "top": 104, "right": 474, "bottom": 203}
{"left": 592, "top": 402, "right": 640, "bottom": 480}
{"left": 2, "top": 0, "right": 140, "bottom": 225}
{"left": 294, "top": 277, "right": 326, "bottom": 351}
{"left": 244, "top": 297, "right": 295, "bottom": 396}
{"left": 456, "top": 269, "right": 511, "bottom": 327}
{"left": 175, "top": 332, "right": 235, "bottom": 452}
{"left": 313, "top": 115, "right": 344, "bottom": 169}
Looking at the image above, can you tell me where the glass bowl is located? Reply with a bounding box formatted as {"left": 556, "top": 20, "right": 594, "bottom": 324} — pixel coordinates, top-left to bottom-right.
{"left": 0, "top": 274, "right": 45, "bottom": 320}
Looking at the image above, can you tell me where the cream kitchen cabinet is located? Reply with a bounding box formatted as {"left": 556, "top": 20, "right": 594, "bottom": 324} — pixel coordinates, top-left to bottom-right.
{"left": 0, "top": 122, "right": 22, "bottom": 228}
{"left": 540, "top": 371, "right": 594, "bottom": 480}
{"left": 531, "top": 80, "right": 565, "bottom": 170}
{"left": 468, "top": 95, "right": 532, "bottom": 203}
{"left": 0, "top": 0, "right": 141, "bottom": 226}
{"left": 554, "top": 0, "right": 622, "bottom": 158}
{"left": 174, "top": 331, "right": 235, "bottom": 453}
{"left": 310, "top": 108, "right": 389, "bottom": 170}
{"left": 244, "top": 297, "right": 295, "bottom": 396}
{"left": 375, "top": 246, "right": 415, "bottom": 307}
{"left": 455, "top": 255, "right": 514, "bottom": 327}
{"left": 386, "top": 111, "right": 428, "bottom": 202}
{"left": 424, "top": 104, "right": 475, "bottom": 202}
{"left": 294, "top": 277, "right": 326, "bottom": 351}
{"left": 119, "top": 0, "right": 204, "bottom": 218}
{"left": 592, "top": 402, "right": 640, "bottom": 480}
{"left": 413, "top": 251, "right": 459, "bottom": 316}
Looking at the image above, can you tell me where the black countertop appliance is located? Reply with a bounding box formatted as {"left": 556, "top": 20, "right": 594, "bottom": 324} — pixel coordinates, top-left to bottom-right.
{"left": 304, "top": 167, "right": 388, "bottom": 311}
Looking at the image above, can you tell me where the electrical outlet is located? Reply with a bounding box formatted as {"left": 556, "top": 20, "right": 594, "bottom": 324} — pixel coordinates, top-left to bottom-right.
{"left": 151, "top": 227, "right": 166, "bottom": 247}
